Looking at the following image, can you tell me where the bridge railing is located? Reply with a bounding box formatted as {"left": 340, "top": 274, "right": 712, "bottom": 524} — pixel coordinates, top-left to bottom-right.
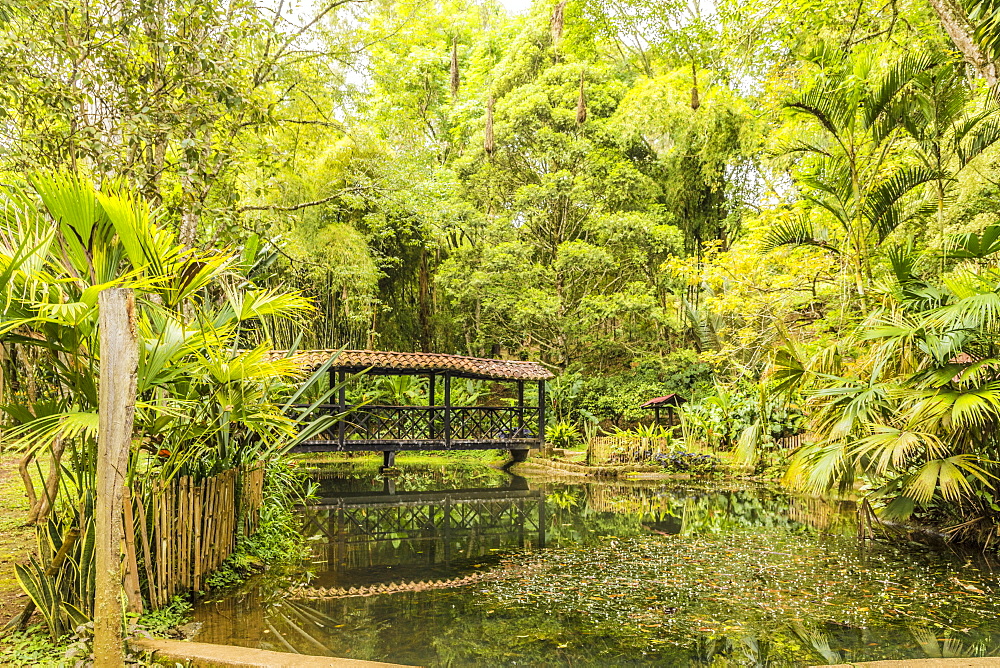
{"left": 298, "top": 404, "right": 538, "bottom": 446}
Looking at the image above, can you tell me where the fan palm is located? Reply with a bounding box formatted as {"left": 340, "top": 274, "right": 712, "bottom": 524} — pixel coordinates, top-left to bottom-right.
{"left": 0, "top": 172, "right": 337, "bottom": 633}
{"left": 777, "top": 226, "right": 1000, "bottom": 542}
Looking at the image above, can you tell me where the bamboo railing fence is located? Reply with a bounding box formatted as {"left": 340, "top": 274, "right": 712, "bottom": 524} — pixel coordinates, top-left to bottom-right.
{"left": 588, "top": 484, "right": 680, "bottom": 515}
{"left": 587, "top": 436, "right": 672, "bottom": 465}
{"left": 774, "top": 433, "right": 815, "bottom": 450}
{"left": 125, "top": 464, "right": 265, "bottom": 610}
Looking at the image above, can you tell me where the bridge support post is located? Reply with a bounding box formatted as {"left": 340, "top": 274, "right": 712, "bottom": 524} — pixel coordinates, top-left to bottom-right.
{"left": 443, "top": 372, "right": 451, "bottom": 448}
{"left": 537, "top": 379, "right": 548, "bottom": 456}
{"left": 517, "top": 380, "right": 524, "bottom": 436}
{"left": 428, "top": 373, "right": 436, "bottom": 439}
{"left": 337, "top": 370, "right": 346, "bottom": 448}
{"left": 381, "top": 450, "right": 396, "bottom": 472}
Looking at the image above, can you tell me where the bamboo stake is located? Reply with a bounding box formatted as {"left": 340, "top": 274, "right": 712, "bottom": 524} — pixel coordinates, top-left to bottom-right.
{"left": 122, "top": 487, "right": 143, "bottom": 615}
{"left": 166, "top": 483, "right": 175, "bottom": 599}
{"left": 206, "top": 474, "right": 217, "bottom": 571}
{"left": 94, "top": 289, "right": 138, "bottom": 667}
{"left": 154, "top": 482, "right": 163, "bottom": 608}
{"left": 135, "top": 485, "right": 155, "bottom": 609}
{"left": 194, "top": 478, "right": 203, "bottom": 591}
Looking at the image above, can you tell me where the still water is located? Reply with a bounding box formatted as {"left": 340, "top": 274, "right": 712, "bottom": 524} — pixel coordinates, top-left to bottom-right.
{"left": 193, "top": 461, "right": 1000, "bottom": 666}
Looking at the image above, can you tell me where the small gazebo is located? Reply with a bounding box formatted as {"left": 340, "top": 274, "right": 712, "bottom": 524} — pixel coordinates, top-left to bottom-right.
{"left": 278, "top": 350, "right": 553, "bottom": 467}
{"left": 640, "top": 394, "right": 687, "bottom": 426}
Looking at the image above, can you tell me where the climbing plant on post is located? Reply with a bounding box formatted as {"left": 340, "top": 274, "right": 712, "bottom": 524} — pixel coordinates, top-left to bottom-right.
{"left": 93, "top": 288, "right": 138, "bottom": 666}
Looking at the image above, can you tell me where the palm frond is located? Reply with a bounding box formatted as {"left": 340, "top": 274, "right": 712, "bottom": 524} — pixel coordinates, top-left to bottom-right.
{"left": 761, "top": 217, "right": 838, "bottom": 253}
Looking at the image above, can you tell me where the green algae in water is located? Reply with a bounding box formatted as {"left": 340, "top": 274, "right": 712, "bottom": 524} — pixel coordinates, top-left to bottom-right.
{"left": 194, "top": 463, "right": 1000, "bottom": 666}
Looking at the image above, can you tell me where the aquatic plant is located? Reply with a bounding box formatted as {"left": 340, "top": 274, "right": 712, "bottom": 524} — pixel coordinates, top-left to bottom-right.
{"left": 653, "top": 451, "right": 721, "bottom": 474}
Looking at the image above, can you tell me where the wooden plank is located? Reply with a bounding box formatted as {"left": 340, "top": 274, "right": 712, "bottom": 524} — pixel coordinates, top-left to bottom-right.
{"left": 94, "top": 288, "right": 138, "bottom": 667}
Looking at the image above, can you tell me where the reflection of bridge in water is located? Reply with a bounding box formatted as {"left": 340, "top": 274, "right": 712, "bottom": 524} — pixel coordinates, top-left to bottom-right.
{"left": 299, "top": 476, "right": 546, "bottom": 586}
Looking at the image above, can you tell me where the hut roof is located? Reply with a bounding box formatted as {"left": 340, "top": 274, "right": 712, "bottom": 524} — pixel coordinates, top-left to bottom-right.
{"left": 267, "top": 349, "right": 554, "bottom": 381}
{"left": 640, "top": 394, "right": 687, "bottom": 408}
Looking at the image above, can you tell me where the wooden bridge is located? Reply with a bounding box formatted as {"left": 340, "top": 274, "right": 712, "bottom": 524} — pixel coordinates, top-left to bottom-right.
{"left": 279, "top": 350, "right": 553, "bottom": 467}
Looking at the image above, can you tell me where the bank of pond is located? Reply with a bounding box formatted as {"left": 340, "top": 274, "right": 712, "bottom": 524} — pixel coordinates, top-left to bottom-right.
{"left": 191, "top": 458, "right": 1000, "bottom": 666}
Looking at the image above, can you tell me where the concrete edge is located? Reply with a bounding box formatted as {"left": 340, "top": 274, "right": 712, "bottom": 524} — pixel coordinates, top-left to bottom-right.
{"left": 131, "top": 637, "right": 416, "bottom": 668}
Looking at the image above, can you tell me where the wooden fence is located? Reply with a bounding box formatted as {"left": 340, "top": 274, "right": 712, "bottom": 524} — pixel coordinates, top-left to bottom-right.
{"left": 126, "top": 464, "right": 265, "bottom": 610}
{"left": 588, "top": 436, "right": 672, "bottom": 465}
{"left": 774, "top": 433, "right": 815, "bottom": 450}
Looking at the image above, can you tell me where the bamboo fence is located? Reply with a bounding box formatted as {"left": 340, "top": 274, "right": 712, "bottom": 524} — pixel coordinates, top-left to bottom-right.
{"left": 587, "top": 435, "right": 672, "bottom": 464}
{"left": 774, "top": 433, "right": 815, "bottom": 450}
{"left": 125, "top": 464, "right": 265, "bottom": 610}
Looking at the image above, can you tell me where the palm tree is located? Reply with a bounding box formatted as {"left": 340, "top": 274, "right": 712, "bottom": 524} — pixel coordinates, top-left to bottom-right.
{"left": 897, "top": 61, "right": 1000, "bottom": 262}
{"left": 765, "top": 46, "right": 942, "bottom": 303}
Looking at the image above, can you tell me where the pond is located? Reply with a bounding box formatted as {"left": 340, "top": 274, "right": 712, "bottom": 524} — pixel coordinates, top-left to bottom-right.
{"left": 193, "top": 460, "right": 1000, "bottom": 666}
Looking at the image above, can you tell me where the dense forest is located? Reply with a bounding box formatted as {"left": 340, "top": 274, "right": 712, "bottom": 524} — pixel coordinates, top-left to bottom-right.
{"left": 7, "top": 0, "right": 1000, "bottom": 544}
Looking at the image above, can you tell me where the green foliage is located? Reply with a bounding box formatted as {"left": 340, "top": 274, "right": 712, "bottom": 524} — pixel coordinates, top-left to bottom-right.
{"left": 573, "top": 352, "right": 712, "bottom": 426}
{"left": 135, "top": 596, "right": 192, "bottom": 636}
{"left": 654, "top": 451, "right": 722, "bottom": 474}
{"left": 0, "top": 626, "right": 68, "bottom": 667}
{"left": 545, "top": 421, "right": 582, "bottom": 449}
{"left": 777, "top": 225, "right": 1000, "bottom": 538}
{"left": 680, "top": 383, "right": 806, "bottom": 454}
{"left": 205, "top": 460, "right": 311, "bottom": 591}
{"left": 0, "top": 174, "right": 336, "bottom": 637}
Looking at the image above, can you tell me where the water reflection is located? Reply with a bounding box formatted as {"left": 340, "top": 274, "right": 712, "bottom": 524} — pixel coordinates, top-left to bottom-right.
{"left": 302, "top": 474, "right": 546, "bottom": 587}
{"left": 194, "top": 463, "right": 1000, "bottom": 666}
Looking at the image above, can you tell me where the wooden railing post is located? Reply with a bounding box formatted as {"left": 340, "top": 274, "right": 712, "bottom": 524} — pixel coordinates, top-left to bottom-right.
{"left": 94, "top": 288, "right": 138, "bottom": 667}
{"left": 443, "top": 372, "right": 451, "bottom": 448}
{"left": 428, "top": 373, "right": 436, "bottom": 439}
{"left": 537, "top": 379, "right": 546, "bottom": 453}
{"left": 517, "top": 380, "right": 524, "bottom": 437}
{"left": 337, "top": 370, "right": 346, "bottom": 448}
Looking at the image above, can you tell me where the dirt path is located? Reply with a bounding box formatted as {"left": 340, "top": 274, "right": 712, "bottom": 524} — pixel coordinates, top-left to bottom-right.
{"left": 0, "top": 453, "right": 34, "bottom": 624}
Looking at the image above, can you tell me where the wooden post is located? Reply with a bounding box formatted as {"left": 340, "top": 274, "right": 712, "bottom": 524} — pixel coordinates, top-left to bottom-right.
{"left": 337, "top": 370, "right": 346, "bottom": 448}
{"left": 517, "top": 380, "right": 525, "bottom": 436}
{"left": 443, "top": 372, "right": 451, "bottom": 448}
{"left": 537, "top": 380, "right": 546, "bottom": 454}
{"left": 94, "top": 288, "right": 138, "bottom": 667}
{"left": 428, "top": 373, "right": 436, "bottom": 439}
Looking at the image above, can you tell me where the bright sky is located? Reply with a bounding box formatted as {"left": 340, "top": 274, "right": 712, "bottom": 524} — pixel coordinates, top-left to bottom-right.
{"left": 498, "top": 0, "right": 534, "bottom": 14}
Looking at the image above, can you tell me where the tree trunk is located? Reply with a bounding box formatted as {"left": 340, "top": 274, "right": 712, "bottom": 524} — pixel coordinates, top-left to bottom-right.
{"left": 418, "top": 247, "right": 432, "bottom": 352}
{"left": 928, "top": 0, "right": 999, "bottom": 86}
{"left": 26, "top": 437, "right": 66, "bottom": 525}
{"left": 94, "top": 289, "right": 138, "bottom": 667}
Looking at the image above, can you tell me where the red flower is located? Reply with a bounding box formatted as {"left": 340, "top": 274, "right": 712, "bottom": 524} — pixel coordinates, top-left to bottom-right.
{"left": 157, "top": 448, "right": 171, "bottom": 458}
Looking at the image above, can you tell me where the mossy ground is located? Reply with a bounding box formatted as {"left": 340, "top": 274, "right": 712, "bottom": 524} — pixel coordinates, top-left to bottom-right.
{"left": 0, "top": 453, "right": 40, "bottom": 664}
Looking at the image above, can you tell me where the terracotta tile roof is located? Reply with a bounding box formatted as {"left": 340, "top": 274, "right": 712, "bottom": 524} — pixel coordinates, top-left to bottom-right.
{"left": 267, "top": 349, "right": 554, "bottom": 381}
{"left": 640, "top": 394, "right": 687, "bottom": 408}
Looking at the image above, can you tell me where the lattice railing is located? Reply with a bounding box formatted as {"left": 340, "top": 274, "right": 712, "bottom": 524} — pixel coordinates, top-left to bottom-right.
{"left": 301, "top": 404, "right": 536, "bottom": 443}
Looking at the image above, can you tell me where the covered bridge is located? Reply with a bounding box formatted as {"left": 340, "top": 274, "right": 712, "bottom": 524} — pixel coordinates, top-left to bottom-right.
{"left": 280, "top": 350, "right": 553, "bottom": 467}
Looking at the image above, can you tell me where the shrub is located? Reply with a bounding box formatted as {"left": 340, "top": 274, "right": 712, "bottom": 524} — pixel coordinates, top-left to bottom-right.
{"left": 545, "top": 421, "right": 582, "bottom": 449}
{"left": 653, "top": 451, "right": 721, "bottom": 474}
